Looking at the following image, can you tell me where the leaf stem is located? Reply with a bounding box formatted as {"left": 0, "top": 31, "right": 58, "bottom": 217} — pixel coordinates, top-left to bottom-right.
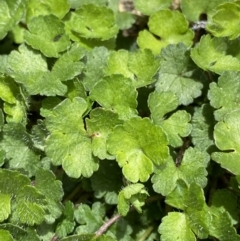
{"left": 94, "top": 213, "right": 121, "bottom": 237}
{"left": 137, "top": 224, "right": 155, "bottom": 241}
{"left": 94, "top": 195, "right": 162, "bottom": 237}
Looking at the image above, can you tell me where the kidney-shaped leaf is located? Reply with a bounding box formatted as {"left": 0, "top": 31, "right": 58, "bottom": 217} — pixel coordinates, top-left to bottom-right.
{"left": 107, "top": 117, "right": 169, "bottom": 183}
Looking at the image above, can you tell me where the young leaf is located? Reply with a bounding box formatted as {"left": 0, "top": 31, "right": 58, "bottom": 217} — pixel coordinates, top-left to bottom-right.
{"left": 64, "top": 4, "right": 118, "bottom": 41}
{"left": 212, "top": 109, "right": 240, "bottom": 175}
{"left": 0, "top": 76, "right": 27, "bottom": 124}
{"left": 137, "top": 10, "right": 194, "bottom": 54}
{"left": 191, "top": 35, "right": 240, "bottom": 74}
{"left": 155, "top": 43, "right": 205, "bottom": 105}
{"left": 191, "top": 104, "right": 215, "bottom": 151}
{"left": 86, "top": 108, "right": 123, "bottom": 160}
{"left": 45, "top": 98, "right": 99, "bottom": 178}
{"left": 207, "top": 2, "right": 240, "bottom": 39}
{"left": 74, "top": 202, "right": 105, "bottom": 234}
{"left": 90, "top": 75, "right": 138, "bottom": 120}
{"left": 159, "top": 212, "right": 196, "bottom": 241}
{"left": 152, "top": 148, "right": 210, "bottom": 196}
{"left": 2, "top": 123, "right": 40, "bottom": 176}
{"left": 134, "top": 0, "right": 172, "bottom": 16}
{"left": 117, "top": 183, "right": 149, "bottom": 216}
{"left": 0, "top": 0, "right": 27, "bottom": 40}
{"left": 24, "top": 14, "right": 70, "bottom": 57}
{"left": 0, "top": 75, "right": 17, "bottom": 104}
{"left": 208, "top": 71, "right": 240, "bottom": 121}
{"left": 107, "top": 117, "right": 169, "bottom": 183}
{"left": 26, "top": 0, "right": 70, "bottom": 22}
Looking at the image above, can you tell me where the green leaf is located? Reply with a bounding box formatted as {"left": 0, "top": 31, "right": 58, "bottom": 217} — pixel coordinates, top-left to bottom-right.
{"left": 91, "top": 160, "right": 122, "bottom": 204}
{"left": 185, "top": 184, "right": 210, "bottom": 239}
{"left": 191, "top": 35, "right": 240, "bottom": 74}
{"left": 0, "top": 75, "right": 17, "bottom": 104}
{"left": 50, "top": 43, "right": 85, "bottom": 82}
{"left": 0, "top": 229, "right": 14, "bottom": 241}
{"left": 45, "top": 98, "right": 99, "bottom": 178}
{"left": 16, "top": 185, "right": 46, "bottom": 225}
{"left": 26, "top": 0, "right": 70, "bottom": 22}
{"left": 35, "top": 168, "right": 64, "bottom": 223}
{"left": 105, "top": 49, "right": 160, "bottom": 88}
{"left": 68, "top": 0, "right": 107, "bottom": 9}
{"left": 0, "top": 223, "right": 41, "bottom": 241}
{"left": 137, "top": 10, "right": 194, "bottom": 54}
{"left": 24, "top": 15, "right": 70, "bottom": 57}
{"left": 90, "top": 75, "right": 138, "bottom": 120}
{"left": 2, "top": 123, "right": 40, "bottom": 176}
{"left": 152, "top": 148, "right": 209, "bottom": 196}
{"left": 212, "top": 110, "right": 240, "bottom": 175}
{"left": 0, "top": 76, "right": 27, "bottom": 124}
{"left": 207, "top": 2, "right": 240, "bottom": 39}
{"left": 208, "top": 71, "right": 240, "bottom": 121}
{"left": 65, "top": 4, "right": 118, "bottom": 41}
{"left": 134, "top": 0, "right": 172, "bottom": 15}
{"left": 115, "top": 12, "right": 135, "bottom": 30}
{"left": 0, "top": 169, "right": 30, "bottom": 195}
{"left": 148, "top": 91, "right": 179, "bottom": 121}
{"left": 191, "top": 104, "right": 215, "bottom": 151}
{"left": 56, "top": 201, "right": 75, "bottom": 238}
{"left": 128, "top": 49, "right": 160, "bottom": 88}
{"left": 160, "top": 111, "right": 191, "bottom": 148}
{"left": 208, "top": 208, "right": 240, "bottom": 241}
{"left": 181, "top": 0, "right": 233, "bottom": 22}
{"left": 83, "top": 47, "right": 110, "bottom": 91}
{"left": 7, "top": 44, "right": 67, "bottom": 96}
{"left": 117, "top": 183, "right": 148, "bottom": 216}
{"left": 211, "top": 189, "right": 238, "bottom": 225}
{"left": 86, "top": 108, "right": 123, "bottom": 160}
{"left": 148, "top": 91, "right": 191, "bottom": 147}
{"left": 0, "top": 0, "right": 27, "bottom": 40}
{"left": 0, "top": 193, "right": 11, "bottom": 222}
{"left": 74, "top": 202, "right": 105, "bottom": 234}
{"left": 159, "top": 212, "right": 196, "bottom": 241}
{"left": 156, "top": 43, "right": 205, "bottom": 105}
{"left": 107, "top": 117, "right": 169, "bottom": 183}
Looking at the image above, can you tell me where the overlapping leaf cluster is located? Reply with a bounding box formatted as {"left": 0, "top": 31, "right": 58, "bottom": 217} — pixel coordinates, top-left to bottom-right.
{"left": 0, "top": 0, "right": 240, "bottom": 240}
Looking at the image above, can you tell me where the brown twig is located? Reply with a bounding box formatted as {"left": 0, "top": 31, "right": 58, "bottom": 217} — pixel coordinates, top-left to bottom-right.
{"left": 175, "top": 138, "right": 191, "bottom": 167}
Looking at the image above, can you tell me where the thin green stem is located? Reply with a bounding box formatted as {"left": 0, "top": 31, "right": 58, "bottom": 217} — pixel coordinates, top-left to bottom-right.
{"left": 137, "top": 225, "right": 155, "bottom": 241}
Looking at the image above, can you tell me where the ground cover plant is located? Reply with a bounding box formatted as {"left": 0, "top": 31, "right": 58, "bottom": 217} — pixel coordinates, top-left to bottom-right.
{"left": 1, "top": 0, "right": 240, "bottom": 240}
